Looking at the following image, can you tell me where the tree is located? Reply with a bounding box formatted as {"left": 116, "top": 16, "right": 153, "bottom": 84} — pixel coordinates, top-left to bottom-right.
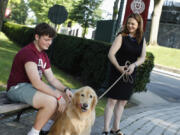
{"left": 149, "top": 0, "right": 165, "bottom": 45}
{"left": 28, "top": 0, "right": 73, "bottom": 23}
{"left": 69, "top": 0, "right": 102, "bottom": 38}
{"left": 8, "top": 0, "right": 28, "bottom": 24}
{"left": 0, "top": 0, "right": 9, "bottom": 31}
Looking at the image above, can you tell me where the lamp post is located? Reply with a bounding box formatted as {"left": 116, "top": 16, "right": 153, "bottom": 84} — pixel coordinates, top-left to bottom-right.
{"left": 114, "top": 0, "right": 125, "bottom": 36}
{"left": 111, "top": 0, "right": 125, "bottom": 42}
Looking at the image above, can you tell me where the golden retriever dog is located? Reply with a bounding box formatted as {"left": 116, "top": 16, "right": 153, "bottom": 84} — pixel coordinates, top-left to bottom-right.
{"left": 48, "top": 86, "right": 98, "bottom": 135}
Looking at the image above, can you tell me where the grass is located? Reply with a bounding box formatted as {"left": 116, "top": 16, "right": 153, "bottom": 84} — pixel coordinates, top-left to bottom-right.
{"left": 96, "top": 98, "right": 107, "bottom": 117}
{"left": 147, "top": 45, "right": 180, "bottom": 69}
{"left": 0, "top": 33, "right": 20, "bottom": 87}
{"left": 0, "top": 32, "right": 107, "bottom": 116}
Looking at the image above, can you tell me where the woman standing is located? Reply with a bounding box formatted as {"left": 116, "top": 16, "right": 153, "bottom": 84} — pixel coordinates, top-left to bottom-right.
{"left": 102, "top": 13, "right": 146, "bottom": 135}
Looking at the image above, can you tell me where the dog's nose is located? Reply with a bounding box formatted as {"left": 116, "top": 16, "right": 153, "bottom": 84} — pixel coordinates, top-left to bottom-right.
{"left": 83, "top": 103, "right": 88, "bottom": 108}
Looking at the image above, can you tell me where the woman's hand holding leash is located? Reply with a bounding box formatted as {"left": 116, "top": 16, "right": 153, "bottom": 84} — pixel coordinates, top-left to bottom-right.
{"left": 98, "top": 61, "right": 134, "bottom": 100}
{"left": 122, "top": 61, "right": 134, "bottom": 83}
{"left": 118, "top": 66, "right": 127, "bottom": 74}
{"left": 126, "top": 63, "right": 136, "bottom": 75}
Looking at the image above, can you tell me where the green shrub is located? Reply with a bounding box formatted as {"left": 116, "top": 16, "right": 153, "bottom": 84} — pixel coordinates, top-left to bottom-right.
{"left": 2, "top": 21, "right": 154, "bottom": 93}
{"left": 2, "top": 21, "right": 34, "bottom": 46}
{"left": 134, "top": 52, "right": 154, "bottom": 92}
{"left": 51, "top": 34, "right": 110, "bottom": 88}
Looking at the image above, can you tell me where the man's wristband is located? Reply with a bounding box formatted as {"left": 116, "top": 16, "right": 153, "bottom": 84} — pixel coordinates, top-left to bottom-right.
{"left": 57, "top": 95, "right": 62, "bottom": 101}
{"left": 64, "top": 87, "right": 71, "bottom": 93}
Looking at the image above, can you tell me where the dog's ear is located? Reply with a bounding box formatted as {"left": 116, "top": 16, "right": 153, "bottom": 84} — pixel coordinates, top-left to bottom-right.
{"left": 72, "top": 92, "right": 77, "bottom": 105}
{"left": 91, "top": 93, "right": 98, "bottom": 110}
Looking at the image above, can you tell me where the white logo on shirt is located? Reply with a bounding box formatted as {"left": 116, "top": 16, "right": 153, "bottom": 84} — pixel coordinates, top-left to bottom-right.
{"left": 38, "top": 59, "right": 46, "bottom": 78}
{"left": 38, "top": 59, "right": 46, "bottom": 69}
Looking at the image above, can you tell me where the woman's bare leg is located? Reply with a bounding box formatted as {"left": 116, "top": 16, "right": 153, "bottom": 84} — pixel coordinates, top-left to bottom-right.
{"left": 103, "top": 98, "right": 117, "bottom": 132}
{"left": 112, "top": 100, "right": 127, "bottom": 131}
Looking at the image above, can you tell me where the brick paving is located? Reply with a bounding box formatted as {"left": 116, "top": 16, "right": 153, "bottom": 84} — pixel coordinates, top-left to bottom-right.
{"left": 0, "top": 110, "right": 35, "bottom": 135}
{"left": 92, "top": 103, "right": 180, "bottom": 135}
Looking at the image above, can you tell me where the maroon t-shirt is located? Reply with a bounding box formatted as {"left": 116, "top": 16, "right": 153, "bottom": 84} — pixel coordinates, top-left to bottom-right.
{"left": 7, "top": 42, "right": 51, "bottom": 90}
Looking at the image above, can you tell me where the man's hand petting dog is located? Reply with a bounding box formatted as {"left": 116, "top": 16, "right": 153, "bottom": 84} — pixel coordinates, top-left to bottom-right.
{"left": 65, "top": 89, "right": 73, "bottom": 101}
{"left": 57, "top": 96, "right": 67, "bottom": 112}
{"left": 54, "top": 90, "right": 69, "bottom": 112}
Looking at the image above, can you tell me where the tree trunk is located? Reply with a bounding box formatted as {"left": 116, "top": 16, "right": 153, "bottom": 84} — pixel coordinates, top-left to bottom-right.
{"left": 82, "top": 20, "right": 88, "bottom": 38}
{"left": 0, "top": 0, "right": 9, "bottom": 31}
{"left": 149, "top": 0, "right": 165, "bottom": 45}
{"left": 82, "top": 26, "right": 87, "bottom": 38}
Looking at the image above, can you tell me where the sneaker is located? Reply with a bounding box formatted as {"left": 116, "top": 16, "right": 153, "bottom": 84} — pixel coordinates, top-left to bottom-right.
{"left": 39, "top": 130, "right": 49, "bottom": 135}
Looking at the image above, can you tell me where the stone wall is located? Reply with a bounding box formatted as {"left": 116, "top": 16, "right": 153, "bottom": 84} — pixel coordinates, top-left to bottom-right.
{"left": 161, "top": 6, "right": 180, "bottom": 24}
{"left": 145, "top": 21, "right": 180, "bottom": 49}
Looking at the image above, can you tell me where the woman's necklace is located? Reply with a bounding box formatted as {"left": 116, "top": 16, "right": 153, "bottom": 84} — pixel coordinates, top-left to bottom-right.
{"left": 128, "top": 34, "right": 136, "bottom": 42}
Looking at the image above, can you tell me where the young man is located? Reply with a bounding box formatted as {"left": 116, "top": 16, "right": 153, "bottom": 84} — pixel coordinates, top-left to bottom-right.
{"left": 6, "top": 23, "right": 73, "bottom": 135}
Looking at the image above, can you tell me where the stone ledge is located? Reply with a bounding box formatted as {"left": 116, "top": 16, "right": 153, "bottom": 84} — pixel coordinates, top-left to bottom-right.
{"left": 155, "top": 64, "right": 180, "bottom": 74}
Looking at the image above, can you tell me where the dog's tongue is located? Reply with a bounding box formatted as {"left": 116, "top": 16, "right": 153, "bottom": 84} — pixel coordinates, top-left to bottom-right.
{"left": 79, "top": 104, "right": 82, "bottom": 108}
{"left": 79, "top": 104, "right": 87, "bottom": 112}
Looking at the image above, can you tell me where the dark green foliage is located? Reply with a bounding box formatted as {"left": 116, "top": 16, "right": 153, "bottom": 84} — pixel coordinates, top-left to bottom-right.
{"left": 134, "top": 52, "right": 154, "bottom": 92}
{"left": 51, "top": 34, "right": 110, "bottom": 88}
{"left": 2, "top": 22, "right": 34, "bottom": 47}
{"left": 2, "top": 21, "right": 154, "bottom": 92}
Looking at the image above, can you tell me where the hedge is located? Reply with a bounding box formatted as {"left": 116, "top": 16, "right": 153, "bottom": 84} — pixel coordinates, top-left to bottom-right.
{"left": 2, "top": 21, "right": 154, "bottom": 93}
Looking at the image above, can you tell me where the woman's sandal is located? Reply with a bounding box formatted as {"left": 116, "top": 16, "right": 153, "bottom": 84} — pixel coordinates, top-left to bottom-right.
{"left": 110, "top": 129, "right": 125, "bottom": 135}
{"left": 102, "top": 131, "right": 109, "bottom": 135}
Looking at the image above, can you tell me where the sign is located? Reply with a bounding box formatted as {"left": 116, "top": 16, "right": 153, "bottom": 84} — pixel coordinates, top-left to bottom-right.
{"left": 123, "top": 0, "right": 151, "bottom": 30}
{"left": 5, "top": 8, "right": 11, "bottom": 18}
{"left": 48, "top": 5, "right": 68, "bottom": 24}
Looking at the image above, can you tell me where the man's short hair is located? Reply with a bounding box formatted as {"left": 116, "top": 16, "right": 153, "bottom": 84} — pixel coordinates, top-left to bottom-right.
{"left": 34, "top": 23, "right": 56, "bottom": 38}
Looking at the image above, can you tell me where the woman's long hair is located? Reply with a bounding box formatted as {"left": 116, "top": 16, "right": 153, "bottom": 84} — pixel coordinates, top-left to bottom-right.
{"left": 120, "top": 13, "right": 144, "bottom": 44}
